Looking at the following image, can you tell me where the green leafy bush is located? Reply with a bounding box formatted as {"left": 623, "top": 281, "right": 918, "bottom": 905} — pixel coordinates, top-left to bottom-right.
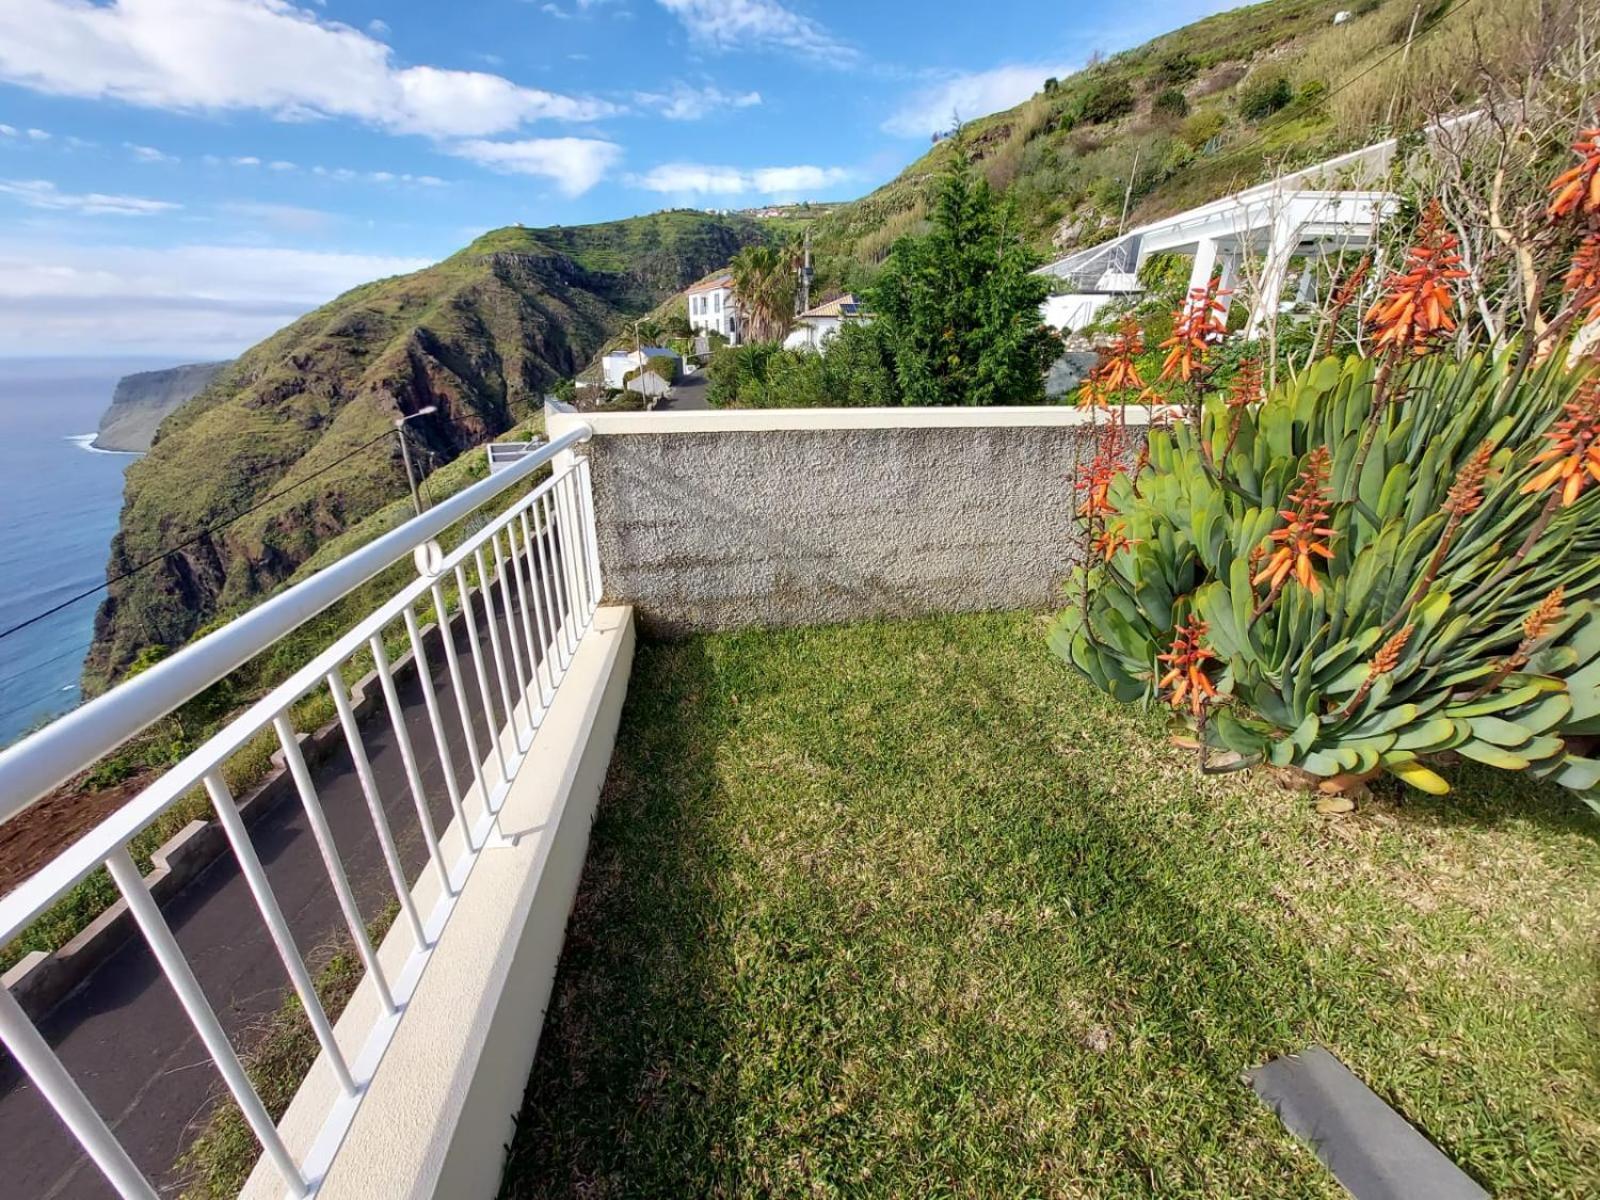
{"left": 1238, "top": 73, "right": 1293, "bottom": 120}
{"left": 1076, "top": 78, "right": 1137, "bottom": 125}
{"left": 1152, "top": 50, "right": 1199, "bottom": 88}
{"left": 1052, "top": 351, "right": 1600, "bottom": 811}
{"left": 1152, "top": 88, "right": 1190, "bottom": 120}
{"left": 705, "top": 323, "right": 898, "bottom": 409}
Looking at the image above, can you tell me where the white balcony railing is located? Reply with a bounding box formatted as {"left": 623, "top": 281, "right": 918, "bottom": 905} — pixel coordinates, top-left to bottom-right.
{"left": 0, "top": 423, "right": 600, "bottom": 1199}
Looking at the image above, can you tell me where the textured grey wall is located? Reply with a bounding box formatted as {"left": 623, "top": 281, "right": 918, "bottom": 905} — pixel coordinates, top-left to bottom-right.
{"left": 579, "top": 423, "right": 1102, "bottom": 635}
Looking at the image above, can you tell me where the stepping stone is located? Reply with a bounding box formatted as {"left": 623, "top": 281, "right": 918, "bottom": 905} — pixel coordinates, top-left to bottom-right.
{"left": 1246, "top": 1045, "right": 1487, "bottom": 1200}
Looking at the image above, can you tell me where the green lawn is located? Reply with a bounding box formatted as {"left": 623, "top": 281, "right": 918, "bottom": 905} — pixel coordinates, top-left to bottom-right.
{"left": 503, "top": 612, "right": 1600, "bottom": 1198}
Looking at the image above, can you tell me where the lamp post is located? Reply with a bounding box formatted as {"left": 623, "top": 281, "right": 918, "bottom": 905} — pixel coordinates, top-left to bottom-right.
{"left": 394, "top": 406, "right": 438, "bottom": 518}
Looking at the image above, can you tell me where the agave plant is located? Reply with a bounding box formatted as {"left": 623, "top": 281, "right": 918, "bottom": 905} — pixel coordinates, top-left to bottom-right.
{"left": 1051, "top": 349, "right": 1600, "bottom": 811}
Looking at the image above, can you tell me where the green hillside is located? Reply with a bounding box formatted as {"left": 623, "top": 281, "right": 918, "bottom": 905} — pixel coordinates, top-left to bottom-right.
{"left": 810, "top": 0, "right": 1544, "bottom": 289}
{"left": 85, "top": 211, "right": 766, "bottom": 687}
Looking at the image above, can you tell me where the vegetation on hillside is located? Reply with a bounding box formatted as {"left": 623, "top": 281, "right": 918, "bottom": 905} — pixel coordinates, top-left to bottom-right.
{"left": 86, "top": 211, "right": 765, "bottom": 688}
{"left": 806, "top": 0, "right": 1578, "bottom": 292}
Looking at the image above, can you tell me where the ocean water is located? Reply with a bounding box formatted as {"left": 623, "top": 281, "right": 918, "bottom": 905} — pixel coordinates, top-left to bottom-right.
{"left": 0, "top": 359, "right": 170, "bottom": 746}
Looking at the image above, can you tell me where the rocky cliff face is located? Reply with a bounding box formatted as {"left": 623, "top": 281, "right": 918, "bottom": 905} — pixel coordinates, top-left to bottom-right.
{"left": 92, "top": 362, "right": 230, "bottom": 452}
{"left": 85, "top": 212, "right": 766, "bottom": 689}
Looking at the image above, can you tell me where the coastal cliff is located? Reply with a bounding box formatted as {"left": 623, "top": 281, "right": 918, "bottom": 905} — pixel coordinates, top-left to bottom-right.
{"left": 92, "top": 362, "right": 230, "bottom": 452}
{"left": 84, "top": 212, "right": 766, "bottom": 689}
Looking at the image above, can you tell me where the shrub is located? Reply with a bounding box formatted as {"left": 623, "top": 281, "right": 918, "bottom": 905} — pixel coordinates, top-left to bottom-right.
{"left": 705, "top": 324, "right": 900, "bottom": 409}
{"left": 1053, "top": 352, "right": 1600, "bottom": 811}
{"left": 1179, "top": 109, "right": 1227, "bottom": 149}
{"left": 1152, "top": 50, "right": 1198, "bottom": 88}
{"left": 1077, "top": 78, "right": 1137, "bottom": 125}
{"left": 1152, "top": 88, "right": 1190, "bottom": 120}
{"left": 1238, "top": 73, "right": 1293, "bottom": 121}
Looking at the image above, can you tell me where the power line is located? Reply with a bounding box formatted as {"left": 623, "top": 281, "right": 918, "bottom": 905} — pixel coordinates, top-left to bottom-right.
{"left": 0, "top": 426, "right": 400, "bottom": 644}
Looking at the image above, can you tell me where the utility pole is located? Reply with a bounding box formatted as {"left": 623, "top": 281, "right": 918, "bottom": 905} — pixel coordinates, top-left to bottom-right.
{"left": 798, "top": 228, "right": 813, "bottom": 314}
{"left": 394, "top": 405, "right": 438, "bottom": 518}
{"left": 1117, "top": 146, "right": 1141, "bottom": 240}
{"left": 1384, "top": 2, "right": 1423, "bottom": 133}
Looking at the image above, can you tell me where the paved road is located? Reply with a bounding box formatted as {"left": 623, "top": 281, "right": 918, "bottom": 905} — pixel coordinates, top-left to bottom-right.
{"left": 0, "top": 571, "right": 561, "bottom": 1198}
{"left": 660, "top": 369, "right": 709, "bottom": 411}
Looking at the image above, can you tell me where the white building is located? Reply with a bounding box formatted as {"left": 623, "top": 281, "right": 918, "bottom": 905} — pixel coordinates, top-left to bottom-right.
{"left": 782, "top": 294, "right": 864, "bottom": 352}
{"left": 687, "top": 273, "right": 740, "bottom": 342}
{"left": 601, "top": 346, "right": 680, "bottom": 390}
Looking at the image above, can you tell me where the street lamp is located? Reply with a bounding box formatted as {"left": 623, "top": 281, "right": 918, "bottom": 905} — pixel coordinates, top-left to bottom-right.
{"left": 394, "top": 405, "right": 438, "bottom": 518}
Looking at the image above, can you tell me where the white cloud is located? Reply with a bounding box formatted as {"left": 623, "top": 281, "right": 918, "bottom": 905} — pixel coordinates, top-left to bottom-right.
{"left": 450, "top": 137, "right": 622, "bottom": 195}
{"left": 26, "top": 127, "right": 51, "bottom": 141}
{"left": 0, "top": 0, "right": 617, "bottom": 139}
{"left": 634, "top": 83, "right": 761, "bottom": 121}
{"left": 882, "top": 61, "right": 1076, "bottom": 138}
{"left": 629, "top": 161, "right": 852, "bottom": 196}
{"left": 308, "top": 164, "right": 447, "bottom": 186}
{"left": 126, "top": 142, "right": 178, "bottom": 163}
{"left": 0, "top": 178, "right": 179, "bottom": 216}
{"left": 232, "top": 155, "right": 262, "bottom": 167}
{"left": 221, "top": 200, "right": 336, "bottom": 233}
{"left": 367, "top": 17, "right": 389, "bottom": 36}
{"left": 0, "top": 124, "right": 17, "bottom": 137}
{"left": 653, "top": 0, "right": 853, "bottom": 62}
{"left": 268, "top": 159, "right": 297, "bottom": 170}
{"left": 0, "top": 238, "right": 432, "bottom": 354}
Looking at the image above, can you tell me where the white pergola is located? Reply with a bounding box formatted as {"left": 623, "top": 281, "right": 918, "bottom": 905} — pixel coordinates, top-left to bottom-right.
{"left": 1035, "top": 117, "right": 1483, "bottom": 336}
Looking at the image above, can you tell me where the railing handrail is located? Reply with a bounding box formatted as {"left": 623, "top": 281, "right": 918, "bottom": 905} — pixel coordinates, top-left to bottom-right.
{"left": 0, "top": 423, "right": 591, "bottom": 822}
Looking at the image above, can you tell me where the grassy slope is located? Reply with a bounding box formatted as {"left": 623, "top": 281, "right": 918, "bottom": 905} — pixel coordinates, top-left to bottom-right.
{"left": 87, "top": 211, "right": 766, "bottom": 687}
{"left": 507, "top": 612, "right": 1599, "bottom": 1198}
{"left": 809, "top": 0, "right": 1538, "bottom": 288}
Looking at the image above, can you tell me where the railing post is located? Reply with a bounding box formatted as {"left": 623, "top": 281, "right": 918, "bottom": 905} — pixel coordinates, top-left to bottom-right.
{"left": 0, "top": 987, "right": 156, "bottom": 1200}
{"left": 106, "top": 848, "right": 309, "bottom": 1198}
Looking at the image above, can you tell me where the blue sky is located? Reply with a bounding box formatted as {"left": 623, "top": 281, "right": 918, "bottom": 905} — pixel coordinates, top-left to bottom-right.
{"left": 0, "top": 0, "right": 1234, "bottom": 358}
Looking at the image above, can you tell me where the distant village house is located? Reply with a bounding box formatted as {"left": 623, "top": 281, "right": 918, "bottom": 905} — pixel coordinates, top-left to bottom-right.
{"left": 783, "top": 294, "right": 865, "bottom": 352}
{"left": 601, "top": 346, "right": 681, "bottom": 390}
{"left": 687, "top": 273, "right": 740, "bottom": 343}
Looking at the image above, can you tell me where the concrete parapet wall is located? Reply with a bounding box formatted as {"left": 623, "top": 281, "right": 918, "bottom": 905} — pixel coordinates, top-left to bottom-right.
{"left": 547, "top": 405, "right": 1159, "bottom": 636}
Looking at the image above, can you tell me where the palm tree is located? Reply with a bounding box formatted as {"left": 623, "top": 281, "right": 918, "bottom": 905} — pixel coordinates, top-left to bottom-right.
{"left": 730, "top": 244, "right": 796, "bottom": 344}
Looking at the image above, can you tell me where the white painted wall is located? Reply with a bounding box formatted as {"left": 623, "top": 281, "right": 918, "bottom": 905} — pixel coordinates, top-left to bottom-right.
{"left": 1042, "top": 293, "right": 1117, "bottom": 332}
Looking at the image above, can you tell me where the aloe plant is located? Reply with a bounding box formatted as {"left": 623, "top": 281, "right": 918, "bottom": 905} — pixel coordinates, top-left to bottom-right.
{"left": 1052, "top": 349, "right": 1600, "bottom": 811}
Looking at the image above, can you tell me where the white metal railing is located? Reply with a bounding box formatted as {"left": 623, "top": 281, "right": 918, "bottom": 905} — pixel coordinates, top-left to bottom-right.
{"left": 0, "top": 425, "right": 602, "bottom": 1198}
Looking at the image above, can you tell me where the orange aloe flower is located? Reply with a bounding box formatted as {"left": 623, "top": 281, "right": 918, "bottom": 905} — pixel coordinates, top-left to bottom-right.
{"left": 1157, "top": 615, "right": 1219, "bottom": 717}
{"left": 1522, "top": 585, "right": 1567, "bottom": 641}
{"left": 1079, "top": 319, "right": 1147, "bottom": 406}
{"left": 1548, "top": 128, "right": 1600, "bottom": 221}
{"left": 1522, "top": 383, "right": 1600, "bottom": 506}
{"left": 1564, "top": 232, "right": 1600, "bottom": 320}
{"left": 1254, "top": 447, "right": 1336, "bottom": 596}
{"left": 1227, "top": 357, "right": 1264, "bottom": 408}
{"left": 1443, "top": 441, "right": 1493, "bottom": 518}
{"left": 1364, "top": 202, "right": 1469, "bottom": 356}
{"left": 1091, "top": 521, "right": 1138, "bottom": 561}
{"left": 1160, "top": 277, "right": 1230, "bottom": 382}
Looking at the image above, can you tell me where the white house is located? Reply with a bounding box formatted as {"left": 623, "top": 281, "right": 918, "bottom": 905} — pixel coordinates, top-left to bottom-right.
{"left": 601, "top": 346, "right": 680, "bottom": 390}
{"left": 687, "top": 273, "right": 740, "bottom": 342}
{"left": 782, "top": 294, "right": 864, "bottom": 352}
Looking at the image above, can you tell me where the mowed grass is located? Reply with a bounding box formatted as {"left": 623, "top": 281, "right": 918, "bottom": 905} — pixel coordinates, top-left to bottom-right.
{"left": 503, "top": 612, "right": 1600, "bottom": 1198}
